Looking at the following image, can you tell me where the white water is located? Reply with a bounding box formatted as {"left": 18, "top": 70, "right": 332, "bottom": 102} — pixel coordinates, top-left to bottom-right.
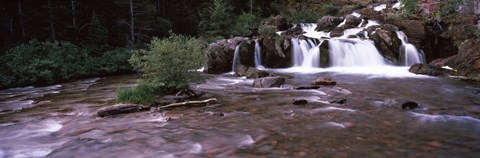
{"left": 254, "top": 40, "right": 264, "bottom": 69}
{"left": 231, "top": 45, "right": 241, "bottom": 72}
{"left": 397, "top": 31, "right": 425, "bottom": 66}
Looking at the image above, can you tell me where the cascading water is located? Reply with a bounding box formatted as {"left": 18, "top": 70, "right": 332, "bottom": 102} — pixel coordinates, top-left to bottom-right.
{"left": 232, "top": 45, "right": 241, "bottom": 72}
{"left": 286, "top": 10, "right": 424, "bottom": 69}
{"left": 397, "top": 31, "right": 425, "bottom": 66}
{"left": 254, "top": 40, "right": 264, "bottom": 69}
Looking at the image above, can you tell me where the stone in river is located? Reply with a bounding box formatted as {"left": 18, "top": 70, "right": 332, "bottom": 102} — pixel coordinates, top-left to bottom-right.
{"left": 312, "top": 77, "right": 337, "bottom": 86}
{"left": 253, "top": 77, "right": 286, "bottom": 88}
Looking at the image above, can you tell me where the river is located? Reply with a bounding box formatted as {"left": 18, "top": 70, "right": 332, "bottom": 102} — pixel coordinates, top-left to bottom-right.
{"left": 0, "top": 70, "right": 479, "bottom": 157}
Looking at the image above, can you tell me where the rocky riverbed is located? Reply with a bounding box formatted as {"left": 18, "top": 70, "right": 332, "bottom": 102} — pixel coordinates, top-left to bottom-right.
{"left": 0, "top": 70, "right": 479, "bottom": 157}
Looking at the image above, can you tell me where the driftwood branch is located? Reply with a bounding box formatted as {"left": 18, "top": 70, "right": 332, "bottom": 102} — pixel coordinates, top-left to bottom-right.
{"left": 158, "top": 98, "right": 217, "bottom": 110}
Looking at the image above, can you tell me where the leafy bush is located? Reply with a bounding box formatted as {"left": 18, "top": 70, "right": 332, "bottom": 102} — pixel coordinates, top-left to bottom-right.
{"left": 258, "top": 23, "right": 278, "bottom": 37}
{"left": 401, "top": 0, "right": 418, "bottom": 15}
{"left": 231, "top": 13, "right": 260, "bottom": 36}
{"left": 286, "top": 9, "right": 319, "bottom": 23}
{"left": 129, "top": 34, "right": 205, "bottom": 89}
{"left": 115, "top": 81, "right": 164, "bottom": 105}
{"left": 0, "top": 40, "right": 133, "bottom": 88}
{"left": 322, "top": 3, "right": 341, "bottom": 16}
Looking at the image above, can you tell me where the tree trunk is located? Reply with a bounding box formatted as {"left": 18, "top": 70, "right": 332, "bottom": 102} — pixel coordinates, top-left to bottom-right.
{"left": 250, "top": 0, "right": 253, "bottom": 14}
{"left": 17, "top": 0, "right": 25, "bottom": 40}
{"left": 71, "top": 0, "right": 78, "bottom": 33}
{"left": 129, "top": 0, "right": 135, "bottom": 45}
{"left": 47, "top": 0, "right": 56, "bottom": 40}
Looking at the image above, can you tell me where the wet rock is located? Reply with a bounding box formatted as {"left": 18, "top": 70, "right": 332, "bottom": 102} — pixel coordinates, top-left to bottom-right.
{"left": 204, "top": 37, "right": 250, "bottom": 74}
{"left": 253, "top": 77, "right": 286, "bottom": 88}
{"left": 260, "top": 36, "right": 292, "bottom": 68}
{"left": 396, "top": 20, "right": 425, "bottom": 47}
{"left": 370, "top": 25, "right": 402, "bottom": 64}
{"left": 408, "top": 64, "right": 456, "bottom": 76}
{"left": 234, "top": 64, "right": 249, "bottom": 76}
{"left": 293, "top": 99, "right": 308, "bottom": 105}
{"left": 284, "top": 24, "right": 303, "bottom": 36}
{"left": 212, "top": 112, "right": 225, "bottom": 117}
{"left": 383, "top": 98, "right": 419, "bottom": 110}
{"left": 97, "top": 104, "right": 146, "bottom": 117}
{"left": 319, "top": 40, "right": 330, "bottom": 68}
{"left": 294, "top": 86, "right": 321, "bottom": 90}
{"left": 312, "top": 77, "right": 337, "bottom": 86}
{"left": 245, "top": 67, "right": 270, "bottom": 79}
{"left": 343, "top": 15, "right": 362, "bottom": 29}
{"left": 329, "top": 97, "right": 347, "bottom": 105}
{"left": 315, "top": 16, "right": 344, "bottom": 32}
{"left": 330, "top": 27, "right": 345, "bottom": 37}
{"left": 439, "top": 39, "right": 480, "bottom": 78}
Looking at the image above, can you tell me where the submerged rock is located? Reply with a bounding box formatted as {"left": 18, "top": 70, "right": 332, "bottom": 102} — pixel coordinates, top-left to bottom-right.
{"left": 293, "top": 99, "right": 308, "bottom": 105}
{"left": 312, "top": 77, "right": 337, "bottom": 86}
{"left": 97, "top": 104, "right": 146, "bottom": 117}
{"left": 245, "top": 67, "right": 270, "bottom": 79}
{"left": 253, "top": 77, "right": 286, "bottom": 88}
{"left": 383, "top": 98, "right": 419, "bottom": 110}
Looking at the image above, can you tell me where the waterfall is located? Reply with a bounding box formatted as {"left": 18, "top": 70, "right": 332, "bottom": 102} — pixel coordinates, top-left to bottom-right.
{"left": 328, "top": 39, "right": 386, "bottom": 67}
{"left": 232, "top": 45, "right": 241, "bottom": 72}
{"left": 396, "top": 31, "right": 425, "bottom": 66}
{"left": 254, "top": 40, "right": 264, "bottom": 69}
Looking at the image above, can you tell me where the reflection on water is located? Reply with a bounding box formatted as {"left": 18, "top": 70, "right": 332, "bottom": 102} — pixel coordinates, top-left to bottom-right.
{"left": 0, "top": 72, "right": 479, "bottom": 157}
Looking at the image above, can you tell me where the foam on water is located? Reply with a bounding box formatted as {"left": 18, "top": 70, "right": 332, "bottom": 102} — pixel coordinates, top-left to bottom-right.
{"left": 272, "top": 66, "right": 433, "bottom": 78}
{"left": 37, "top": 120, "right": 63, "bottom": 132}
{"left": 237, "top": 135, "right": 255, "bottom": 147}
{"left": 322, "top": 122, "right": 346, "bottom": 128}
{"left": 311, "top": 107, "right": 357, "bottom": 113}
{"left": 411, "top": 112, "right": 480, "bottom": 124}
{"left": 374, "top": 4, "right": 387, "bottom": 11}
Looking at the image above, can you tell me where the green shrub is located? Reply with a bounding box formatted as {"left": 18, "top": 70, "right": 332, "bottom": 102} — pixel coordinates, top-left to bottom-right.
{"left": 96, "top": 48, "right": 133, "bottom": 75}
{"left": 401, "top": 0, "right": 418, "bottom": 15}
{"left": 231, "top": 13, "right": 260, "bottom": 36}
{"left": 129, "top": 34, "right": 205, "bottom": 89}
{"left": 115, "top": 81, "right": 164, "bottom": 105}
{"left": 258, "top": 23, "right": 278, "bottom": 37}
{"left": 286, "top": 9, "right": 319, "bottom": 23}
{"left": 322, "top": 3, "right": 341, "bottom": 16}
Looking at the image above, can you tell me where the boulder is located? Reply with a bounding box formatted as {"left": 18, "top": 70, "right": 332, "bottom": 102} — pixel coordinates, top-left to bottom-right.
{"left": 319, "top": 40, "right": 330, "bottom": 68}
{"left": 97, "top": 104, "right": 146, "bottom": 117}
{"left": 260, "top": 36, "right": 292, "bottom": 68}
{"left": 245, "top": 67, "right": 270, "bottom": 79}
{"left": 204, "top": 37, "right": 250, "bottom": 74}
{"left": 408, "top": 64, "right": 455, "bottom": 76}
{"left": 253, "top": 77, "right": 286, "bottom": 88}
{"left": 370, "top": 25, "right": 402, "bottom": 64}
{"left": 293, "top": 99, "right": 308, "bottom": 105}
{"left": 383, "top": 98, "right": 420, "bottom": 110}
{"left": 330, "top": 27, "right": 345, "bottom": 37}
{"left": 234, "top": 64, "right": 249, "bottom": 76}
{"left": 312, "top": 77, "right": 337, "bottom": 86}
{"left": 441, "top": 39, "right": 480, "bottom": 78}
{"left": 343, "top": 15, "right": 362, "bottom": 29}
{"left": 315, "top": 16, "right": 344, "bottom": 32}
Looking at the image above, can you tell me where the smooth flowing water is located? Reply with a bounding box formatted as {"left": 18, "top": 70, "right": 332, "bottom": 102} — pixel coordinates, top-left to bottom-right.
{"left": 0, "top": 72, "right": 479, "bottom": 157}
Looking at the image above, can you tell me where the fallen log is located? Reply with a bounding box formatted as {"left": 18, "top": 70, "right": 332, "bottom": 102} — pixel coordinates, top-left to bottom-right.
{"left": 158, "top": 98, "right": 218, "bottom": 109}
{"left": 97, "top": 104, "right": 146, "bottom": 117}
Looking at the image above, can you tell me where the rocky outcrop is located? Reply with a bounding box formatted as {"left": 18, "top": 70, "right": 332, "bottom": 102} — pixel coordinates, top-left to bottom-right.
{"left": 253, "top": 77, "right": 286, "bottom": 88}
{"left": 315, "top": 16, "right": 344, "bottom": 32}
{"left": 396, "top": 20, "right": 425, "bottom": 47}
{"left": 204, "top": 37, "right": 254, "bottom": 74}
{"left": 408, "top": 63, "right": 456, "bottom": 76}
{"left": 260, "top": 36, "right": 292, "bottom": 68}
{"left": 439, "top": 39, "right": 480, "bottom": 78}
{"left": 370, "top": 24, "right": 402, "bottom": 64}
{"left": 312, "top": 77, "right": 337, "bottom": 86}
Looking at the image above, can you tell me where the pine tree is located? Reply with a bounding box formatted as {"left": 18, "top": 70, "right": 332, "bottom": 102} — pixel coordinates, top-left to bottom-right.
{"left": 198, "top": 0, "right": 233, "bottom": 41}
